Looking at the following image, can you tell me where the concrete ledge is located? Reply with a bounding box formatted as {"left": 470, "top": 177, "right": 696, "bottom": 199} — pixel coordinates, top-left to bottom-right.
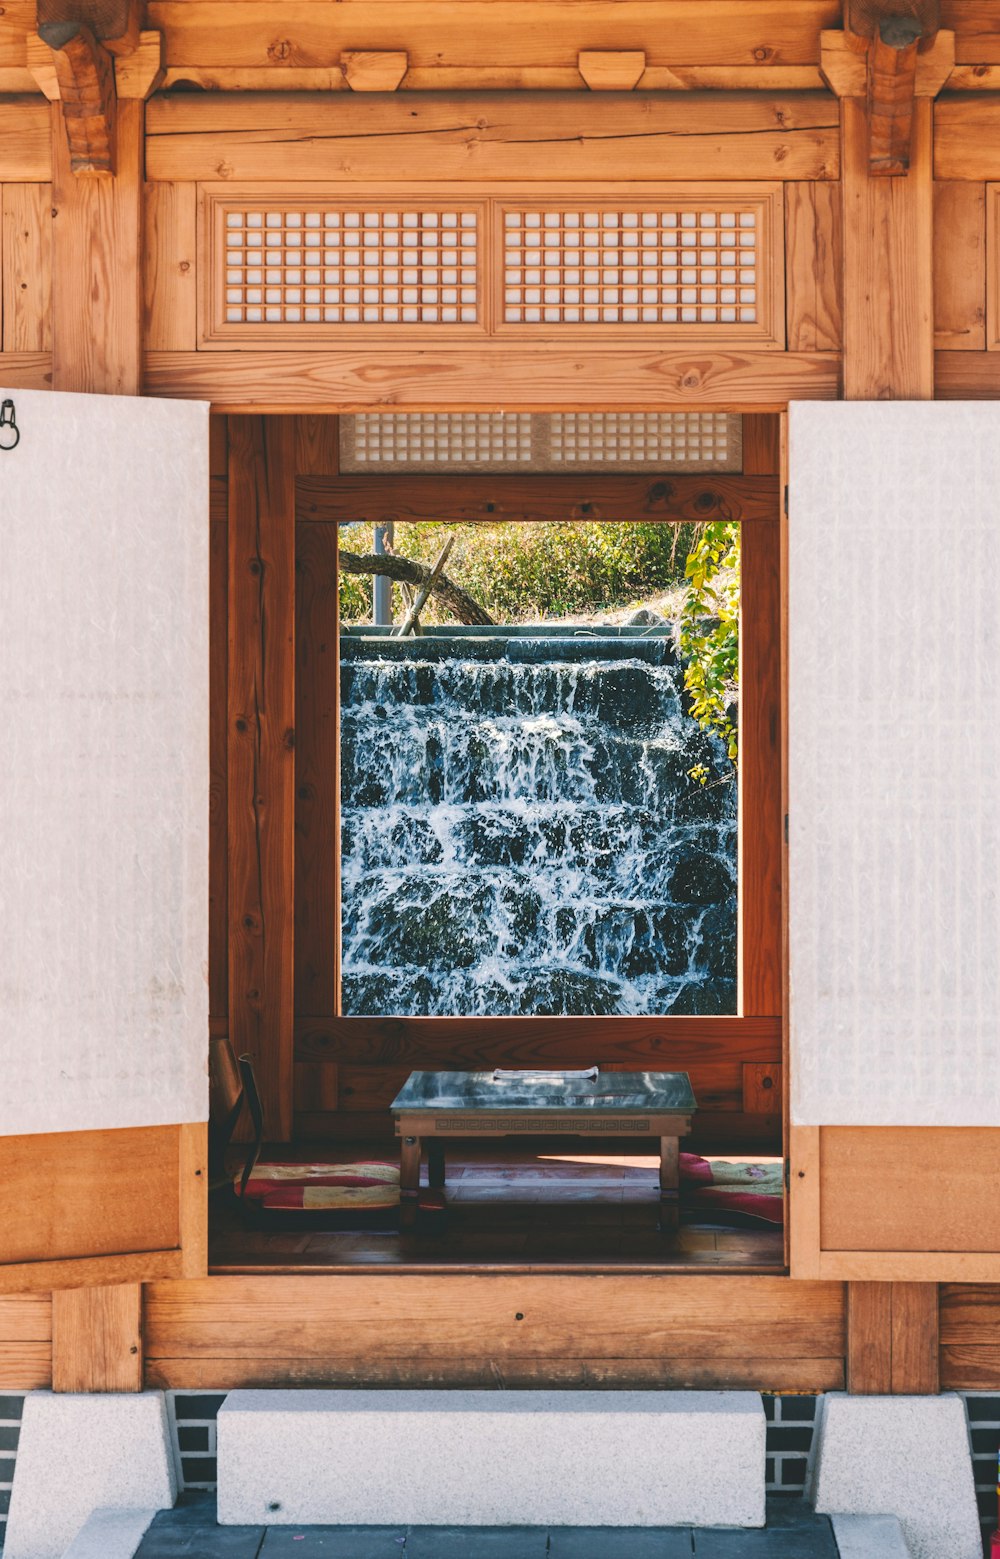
{"left": 833, "top": 1513, "right": 913, "bottom": 1558}
{"left": 3, "top": 1393, "right": 176, "bottom": 1559}
{"left": 812, "top": 1394, "right": 980, "bottom": 1559}
{"left": 217, "top": 1389, "right": 766, "bottom": 1529}
{"left": 61, "top": 1508, "right": 158, "bottom": 1559}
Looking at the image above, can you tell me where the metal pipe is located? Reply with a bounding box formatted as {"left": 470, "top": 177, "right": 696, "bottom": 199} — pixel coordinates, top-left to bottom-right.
{"left": 372, "top": 522, "right": 394, "bottom": 626}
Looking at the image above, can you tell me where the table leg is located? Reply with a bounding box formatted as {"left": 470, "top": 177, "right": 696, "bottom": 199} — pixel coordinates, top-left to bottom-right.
{"left": 400, "top": 1134, "right": 421, "bottom": 1232}
{"left": 659, "top": 1135, "right": 680, "bottom": 1240}
{"left": 427, "top": 1138, "right": 446, "bottom": 1189}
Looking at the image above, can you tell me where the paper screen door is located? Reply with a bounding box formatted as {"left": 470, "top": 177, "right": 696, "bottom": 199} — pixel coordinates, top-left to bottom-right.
{"left": 0, "top": 388, "right": 209, "bottom": 1292}
{"left": 787, "top": 401, "right": 1000, "bottom": 1280}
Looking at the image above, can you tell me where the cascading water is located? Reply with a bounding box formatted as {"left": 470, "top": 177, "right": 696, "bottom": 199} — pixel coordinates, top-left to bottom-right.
{"left": 340, "top": 629, "right": 737, "bottom": 1017}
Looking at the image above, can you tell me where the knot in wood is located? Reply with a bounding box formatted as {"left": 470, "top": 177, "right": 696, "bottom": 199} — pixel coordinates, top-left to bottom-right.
{"left": 753, "top": 46, "right": 773, "bottom": 61}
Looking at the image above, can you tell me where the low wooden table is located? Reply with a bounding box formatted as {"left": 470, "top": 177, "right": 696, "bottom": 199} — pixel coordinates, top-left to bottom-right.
{"left": 391, "top": 1069, "right": 697, "bottom": 1236}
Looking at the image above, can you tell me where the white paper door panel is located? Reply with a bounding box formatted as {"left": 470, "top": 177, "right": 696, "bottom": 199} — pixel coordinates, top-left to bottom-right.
{"left": 0, "top": 388, "right": 209, "bottom": 1136}
{"left": 789, "top": 402, "right": 1000, "bottom": 1127}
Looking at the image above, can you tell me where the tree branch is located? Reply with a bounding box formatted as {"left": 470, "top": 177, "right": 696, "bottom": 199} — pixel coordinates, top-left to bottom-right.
{"left": 339, "top": 550, "right": 495, "bottom": 626}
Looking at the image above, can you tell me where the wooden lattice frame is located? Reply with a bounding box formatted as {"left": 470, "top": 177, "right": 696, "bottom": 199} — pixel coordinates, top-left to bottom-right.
{"left": 339, "top": 411, "right": 744, "bottom": 473}
{"left": 986, "top": 184, "right": 1000, "bottom": 350}
{"left": 199, "top": 183, "right": 785, "bottom": 349}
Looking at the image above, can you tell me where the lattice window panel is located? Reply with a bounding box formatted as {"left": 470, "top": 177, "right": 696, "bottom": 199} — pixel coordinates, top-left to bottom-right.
{"left": 502, "top": 205, "right": 760, "bottom": 326}
{"left": 342, "top": 413, "right": 535, "bottom": 470}
{"left": 202, "top": 185, "right": 781, "bottom": 346}
{"left": 547, "top": 412, "right": 740, "bottom": 470}
{"left": 204, "top": 193, "right": 484, "bottom": 341}
{"left": 341, "top": 412, "right": 742, "bottom": 472}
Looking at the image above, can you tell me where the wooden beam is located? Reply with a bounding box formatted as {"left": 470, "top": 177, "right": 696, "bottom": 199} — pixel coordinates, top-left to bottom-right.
{"left": 52, "top": 1284, "right": 141, "bottom": 1393}
{"left": 144, "top": 349, "right": 842, "bottom": 413}
{"left": 144, "top": 92, "right": 840, "bottom": 183}
{"left": 841, "top": 94, "right": 933, "bottom": 396}
{"left": 295, "top": 1014, "right": 781, "bottom": 1068}
{"left": 228, "top": 415, "right": 297, "bottom": 1143}
{"left": 577, "top": 50, "right": 646, "bottom": 90}
{"left": 890, "top": 1282, "right": 939, "bottom": 1392}
{"left": 142, "top": 2, "right": 846, "bottom": 77}
{"left": 297, "top": 474, "right": 779, "bottom": 528}
{"left": 341, "top": 49, "right": 407, "bottom": 91}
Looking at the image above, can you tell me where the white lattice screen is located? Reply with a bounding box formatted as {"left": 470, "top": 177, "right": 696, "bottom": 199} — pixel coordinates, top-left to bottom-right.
{"left": 202, "top": 186, "right": 782, "bottom": 346}
{"left": 502, "top": 207, "right": 759, "bottom": 325}
{"left": 340, "top": 411, "right": 742, "bottom": 472}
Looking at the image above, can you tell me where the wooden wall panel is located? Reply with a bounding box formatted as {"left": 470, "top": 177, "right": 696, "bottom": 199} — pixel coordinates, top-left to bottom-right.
{"left": 143, "top": 181, "right": 197, "bottom": 352}
{"left": 0, "top": 1296, "right": 52, "bottom": 1390}
{"left": 936, "top": 97, "right": 1000, "bottom": 179}
{"left": 847, "top": 1281, "right": 939, "bottom": 1394}
{"left": 145, "top": 94, "right": 840, "bottom": 184}
{"left": 52, "top": 1285, "right": 142, "bottom": 1394}
{"left": 1, "top": 183, "right": 51, "bottom": 352}
{"left": 294, "top": 521, "right": 340, "bottom": 1019}
{"left": 0, "top": 102, "right": 50, "bottom": 182}
{"left": 228, "top": 416, "right": 297, "bottom": 1141}
{"left": 934, "top": 181, "right": 986, "bottom": 349}
{"left": 940, "top": 1284, "right": 1000, "bottom": 1388}
{"left": 784, "top": 180, "right": 842, "bottom": 351}
{"left": 145, "top": 1272, "right": 845, "bottom": 1391}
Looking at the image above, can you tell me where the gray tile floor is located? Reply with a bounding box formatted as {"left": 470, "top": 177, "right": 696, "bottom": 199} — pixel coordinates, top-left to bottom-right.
{"left": 133, "top": 1495, "right": 840, "bottom": 1558}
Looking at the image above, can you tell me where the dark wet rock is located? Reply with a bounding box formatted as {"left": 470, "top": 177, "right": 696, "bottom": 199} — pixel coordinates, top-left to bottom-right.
{"left": 667, "top": 846, "right": 736, "bottom": 906}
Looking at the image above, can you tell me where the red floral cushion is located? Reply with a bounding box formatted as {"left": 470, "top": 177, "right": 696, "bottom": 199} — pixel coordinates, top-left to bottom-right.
{"left": 679, "top": 1153, "right": 784, "bottom": 1225}
{"left": 238, "top": 1160, "right": 445, "bottom": 1215}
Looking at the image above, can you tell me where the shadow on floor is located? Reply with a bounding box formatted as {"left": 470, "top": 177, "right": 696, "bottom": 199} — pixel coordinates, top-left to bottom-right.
{"left": 134, "top": 1493, "right": 839, "bottom": 1557}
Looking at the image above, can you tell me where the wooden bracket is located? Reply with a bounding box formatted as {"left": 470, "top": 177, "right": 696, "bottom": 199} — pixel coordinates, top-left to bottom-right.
{"left": 821, "top": 2, "right": 946, "bottom": 175}
{"left": 34, "top": 23, "right": 117, "bottom": 175}
{"left": 341, "top": 50, "right": 408, "bottom": 92}
{"left": 115, "top": 28, "right": 164, "bottom": 98}
{"left": 33, "top": 1, "right": 148, "bottom": 174}
{"left": 577, "top": 50, "right": 647, "bottom": 90}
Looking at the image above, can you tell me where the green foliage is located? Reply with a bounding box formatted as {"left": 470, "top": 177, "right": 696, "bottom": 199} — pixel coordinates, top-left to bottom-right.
{"left": 678, "top": 520, "right": 740, "bottom": 781}
{"left": 338, "top": 519, "right": 696, "bottom": 625}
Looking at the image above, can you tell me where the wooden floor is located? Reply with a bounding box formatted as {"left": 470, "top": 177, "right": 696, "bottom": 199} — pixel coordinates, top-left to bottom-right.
{"left": 210, "top": 1144, "right": 785, "bottom": 1274}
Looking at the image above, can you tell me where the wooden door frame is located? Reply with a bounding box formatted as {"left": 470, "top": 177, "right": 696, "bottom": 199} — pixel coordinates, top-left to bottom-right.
{"left": 219, "top": 412, "right": 785, "bottom": 1156}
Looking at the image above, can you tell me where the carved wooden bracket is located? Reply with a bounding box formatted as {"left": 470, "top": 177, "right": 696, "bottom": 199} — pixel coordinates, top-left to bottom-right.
{"left": 577, "top": 51, "right": 647, "bottom": 90}
{"left": 341, "top": 50, "right": 408, "bottom": 91}
{"left": 821, "top": 1, "right": 947, "bottom": 176}
{"left": 30, "top": 0, "right": 149, "bottom": 175}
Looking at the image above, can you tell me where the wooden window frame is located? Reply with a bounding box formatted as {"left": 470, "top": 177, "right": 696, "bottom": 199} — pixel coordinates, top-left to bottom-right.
{"left": 291, "top": 438, "right": 783, "bottom": 1152}
{"left": 200, "top": 183, "right": 785, "bottom": 351}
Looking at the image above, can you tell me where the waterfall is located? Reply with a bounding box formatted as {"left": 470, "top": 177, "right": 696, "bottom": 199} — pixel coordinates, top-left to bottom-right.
{"left": 340, "top": 630, "right": 737, "bottom": 1017}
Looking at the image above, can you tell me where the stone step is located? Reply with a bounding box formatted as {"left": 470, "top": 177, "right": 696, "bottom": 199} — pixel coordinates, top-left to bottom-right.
{"left": 216, "top": 1389, "right": 766, "bottom": 1529}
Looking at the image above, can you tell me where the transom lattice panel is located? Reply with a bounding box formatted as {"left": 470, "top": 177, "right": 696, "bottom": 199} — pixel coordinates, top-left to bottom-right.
{"left": 201, "top": 185, "right": 782, "bottom": 347}
{"left": 502, "top": 206, "right": 759, "bottom": 326}
{"left": 341, "top": 412, "right": 742, "bottom": 472}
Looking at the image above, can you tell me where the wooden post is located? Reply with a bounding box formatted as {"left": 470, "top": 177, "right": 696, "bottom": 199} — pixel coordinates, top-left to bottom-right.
{"left": 49, "top": 79, "right": 146, "bottom": 1391}
{"left": 839, "top": 8, "right": 938, "bottom": 1384}
{"left": 228, "top": 415, "right": 297, "bottom": 1142}
{"left": 841, "top": 94, "right": 934, "bottom": 399}
{"left": 848, "top": 1282, "right": 939, "bottom": 1393}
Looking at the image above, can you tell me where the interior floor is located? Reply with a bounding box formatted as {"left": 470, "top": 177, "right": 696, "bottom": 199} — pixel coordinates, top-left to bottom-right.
{"left": 210, "top": 1143, "right": 785, "bottom": 1273}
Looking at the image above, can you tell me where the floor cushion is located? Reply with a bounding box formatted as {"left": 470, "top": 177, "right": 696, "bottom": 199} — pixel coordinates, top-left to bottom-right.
{"left": 680, "top": 1153, "right": 784, "bottom": 1225}
{"left": 236, "top": 1159, "right": 445, "bottom": 1225}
